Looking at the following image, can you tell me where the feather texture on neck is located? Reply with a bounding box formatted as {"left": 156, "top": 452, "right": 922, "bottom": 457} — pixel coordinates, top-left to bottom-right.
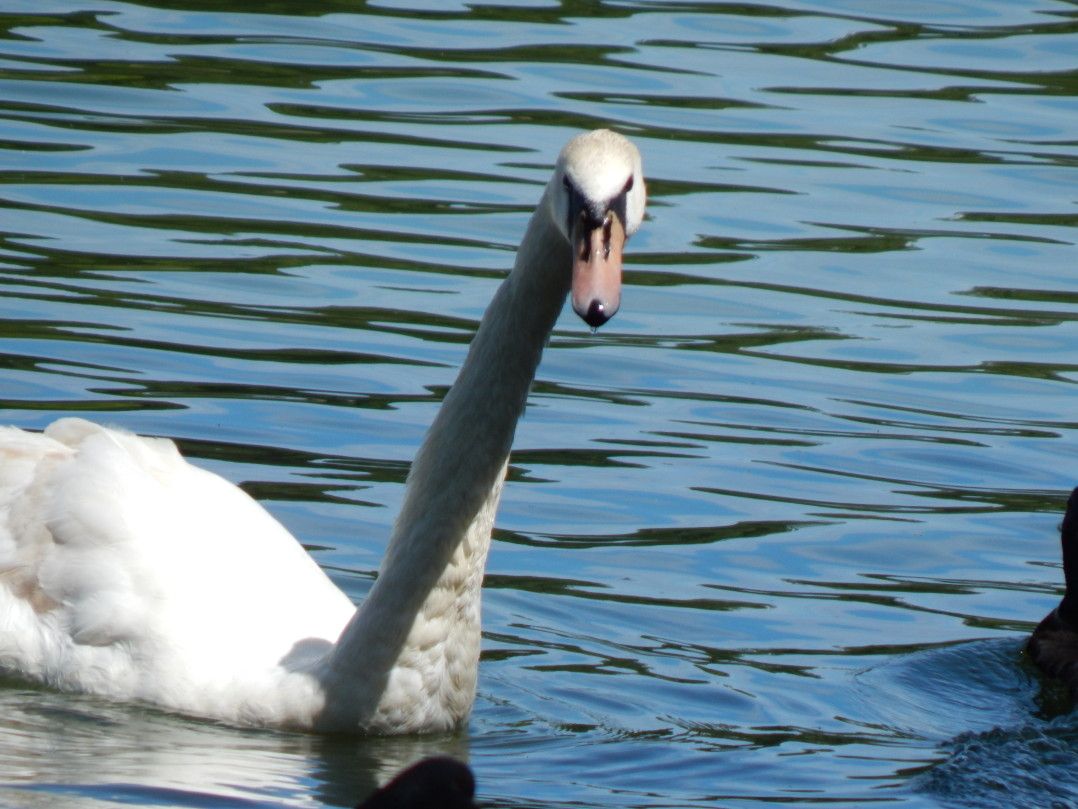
{"left": 321, "top": 193, "right": 571, "bottom": 732}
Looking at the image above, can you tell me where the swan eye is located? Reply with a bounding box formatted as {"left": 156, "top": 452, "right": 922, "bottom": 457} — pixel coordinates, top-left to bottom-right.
{"left": 622, "top": 175, "right": 634, "bottom": 194}
{"left": 562, "top": 175, "right": 572, "bottom": 192}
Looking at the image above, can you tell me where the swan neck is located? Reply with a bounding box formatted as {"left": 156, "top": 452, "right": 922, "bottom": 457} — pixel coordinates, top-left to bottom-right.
{"left": 322, "top": 194, "right": 570, "bottom": 730}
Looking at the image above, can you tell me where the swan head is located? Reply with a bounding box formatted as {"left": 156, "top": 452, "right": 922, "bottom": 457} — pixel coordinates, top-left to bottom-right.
{"left": 548, "top": 129, "right": 646, "bottom": 328}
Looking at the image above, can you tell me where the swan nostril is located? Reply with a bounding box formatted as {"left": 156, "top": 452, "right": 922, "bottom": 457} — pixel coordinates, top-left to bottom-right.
{"left": 583, "top": 300, "right": 610, "bottom": 329}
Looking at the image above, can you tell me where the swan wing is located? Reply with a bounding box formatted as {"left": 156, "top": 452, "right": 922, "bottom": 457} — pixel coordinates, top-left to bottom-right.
{"left": 0, "top": 418, "right": 353, "bottom": 712}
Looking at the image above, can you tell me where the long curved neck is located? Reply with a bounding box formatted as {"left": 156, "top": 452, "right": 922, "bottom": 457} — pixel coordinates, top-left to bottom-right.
{"left": 320, "top": 189, "right": 570, "bottom": 729}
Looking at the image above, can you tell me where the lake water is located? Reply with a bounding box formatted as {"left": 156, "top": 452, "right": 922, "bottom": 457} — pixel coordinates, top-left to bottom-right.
{"left": 1, "top": 0, "right": 1077, "bottom": 807}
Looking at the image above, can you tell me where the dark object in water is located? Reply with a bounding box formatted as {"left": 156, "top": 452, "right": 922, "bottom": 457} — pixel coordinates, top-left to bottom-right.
{"left": 357, "top": 757, "right": 476, "bottom": 809}
{"left": 1027, "top": 486, "right": 1078, "bottom": 696}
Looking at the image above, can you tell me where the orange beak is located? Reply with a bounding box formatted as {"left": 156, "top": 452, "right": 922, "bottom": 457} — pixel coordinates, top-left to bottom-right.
{"left": 570, "top": 209, "right": 625, "bottom": 328}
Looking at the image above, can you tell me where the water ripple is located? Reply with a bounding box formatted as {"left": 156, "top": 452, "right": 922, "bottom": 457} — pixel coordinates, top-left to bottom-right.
{"left": 1, "top": 0, "right": 1077, "bottom": 807}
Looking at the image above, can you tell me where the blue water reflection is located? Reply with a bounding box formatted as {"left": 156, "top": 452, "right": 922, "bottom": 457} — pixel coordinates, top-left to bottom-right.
{"left": 1, "top": 0, "right": 1076, "bottom": 807}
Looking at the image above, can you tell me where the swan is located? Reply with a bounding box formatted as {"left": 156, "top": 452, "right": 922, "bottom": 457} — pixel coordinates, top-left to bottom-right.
{"left": 1026, "top": 485, "right": 1078, "bottom": 696}
{"left": 357, "top": 757, "right": 475, "bottom": 809}
{"left": 0, "top": 129, "right": 646, "bottom": 733}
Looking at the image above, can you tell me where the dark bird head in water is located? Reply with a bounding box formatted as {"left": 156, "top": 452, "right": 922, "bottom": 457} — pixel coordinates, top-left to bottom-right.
{"left": 1026, "top": 486, "right": 1078, "bottom": 698}
{"left": 357, "top": 757, "right": 476, "bottom": 809}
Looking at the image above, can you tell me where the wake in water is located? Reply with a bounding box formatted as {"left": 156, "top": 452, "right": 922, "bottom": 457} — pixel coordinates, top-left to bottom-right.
{"left": 855, "top": 638, "right": 1078, "bottom": 807}
{"left": 922, "top": 719, "right": 1078, "bottom": 808}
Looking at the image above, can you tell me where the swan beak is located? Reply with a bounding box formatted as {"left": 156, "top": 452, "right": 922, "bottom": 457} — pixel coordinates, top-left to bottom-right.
{"left": 571, "top": 208, "right": 625, "bottom": 328}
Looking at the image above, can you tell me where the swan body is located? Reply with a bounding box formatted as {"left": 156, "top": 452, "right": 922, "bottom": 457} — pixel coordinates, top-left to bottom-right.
{"left": 0, "top": 130, "right": 645, "bottom": 733}
{"left": 1026, "top": 486, "right": 1078, "bottom": 695}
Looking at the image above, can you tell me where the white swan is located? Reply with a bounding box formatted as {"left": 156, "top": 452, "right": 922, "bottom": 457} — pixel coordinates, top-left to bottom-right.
{"left": 0, "top": 129, "right": 645, "bottom": 734}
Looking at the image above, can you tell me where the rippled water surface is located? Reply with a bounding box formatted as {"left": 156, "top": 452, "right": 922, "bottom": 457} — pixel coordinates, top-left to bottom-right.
{"left": 2, "top": 1, "right": 1077, "bottom": 807}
